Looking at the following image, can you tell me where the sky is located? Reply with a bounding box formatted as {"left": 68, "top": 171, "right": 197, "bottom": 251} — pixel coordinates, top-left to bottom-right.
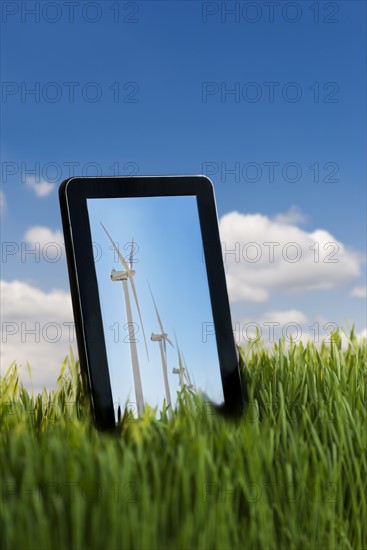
{"left": 1, "top": 0, "right": 366, "bottom": 392}
{"left": 87, "top": 196, "right": 224, "bottom": 413}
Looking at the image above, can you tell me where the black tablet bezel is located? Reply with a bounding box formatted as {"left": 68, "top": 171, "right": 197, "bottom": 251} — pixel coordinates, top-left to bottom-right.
{"left": 59, "top": 176, "right": 245, "bottom": 430}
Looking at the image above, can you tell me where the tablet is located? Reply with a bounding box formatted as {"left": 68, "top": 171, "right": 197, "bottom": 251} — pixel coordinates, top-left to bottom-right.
{"left": 59, "top": 176, "right": 245, "bottom": 430}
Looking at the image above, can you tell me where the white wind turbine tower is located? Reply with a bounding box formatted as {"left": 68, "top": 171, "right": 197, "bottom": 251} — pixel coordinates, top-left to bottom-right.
{"left": 149, "top": 284, "right": 174, "bottom": 418}
{"left": 100, "top": 223, "right": 149, "bottom": 416}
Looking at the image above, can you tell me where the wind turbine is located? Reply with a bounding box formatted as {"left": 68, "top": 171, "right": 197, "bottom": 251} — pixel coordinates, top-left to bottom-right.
{"left": 100, "top": 223, "right": 149, "bottom": 416}
{"left": 172, "top": 367, "right": 185, "bottom": 389}
{"left": 173, "top": 334, "right": 196, "bottom": 392}
{"left": 182, "top": 362, "right": 196, "bottom": 392}
{"left": 149, "top": 284, "right": 174, "bottom": 418}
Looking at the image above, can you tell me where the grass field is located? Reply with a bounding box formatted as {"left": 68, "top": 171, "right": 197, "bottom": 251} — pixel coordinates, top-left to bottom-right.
{"left": 1, "top": 331, "right": 366, "bottom": 550}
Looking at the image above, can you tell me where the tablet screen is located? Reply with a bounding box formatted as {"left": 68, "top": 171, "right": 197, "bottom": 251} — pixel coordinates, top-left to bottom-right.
{"left": 87, "top": 195, "right": 224, "bottom": 420}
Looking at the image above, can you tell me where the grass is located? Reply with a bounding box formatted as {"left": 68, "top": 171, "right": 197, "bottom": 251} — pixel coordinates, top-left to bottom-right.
{"left": 0, "top": 331, "right": 366, "bottom": 550}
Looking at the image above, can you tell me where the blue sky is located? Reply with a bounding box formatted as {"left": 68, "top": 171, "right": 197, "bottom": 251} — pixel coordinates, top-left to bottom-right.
{"left": 1, "top": 1, "right": 366, "bottom": 389}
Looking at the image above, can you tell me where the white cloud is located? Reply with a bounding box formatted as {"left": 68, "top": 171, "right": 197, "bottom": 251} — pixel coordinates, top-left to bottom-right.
{"left": 273, "top": 205, "right": 306, "bottom": 225}
{"left": 25, "top": 226, "right": 64, "bottom": 248}
{"left": 25, "top": 176, "right": 55, "bottom": 197}
{"left": 261, "top": 309, "right": 308, "bottom": 325}
{"left": 219, "top": 210, "right": 361, "bottom": 303}
{"left": 0, "top": 280, "right": 75, "bottom": 392}
{"left": 233, "top": 309, "right": 308, "bottom": 344}
{"left": 225, "top": 273, "right": 268, "bottom": 302}
{"left": 350, "top": 285, "right": 366, "bottom": 298}
{"left": 0, "top": 190, "right": 6, "bottom": 213}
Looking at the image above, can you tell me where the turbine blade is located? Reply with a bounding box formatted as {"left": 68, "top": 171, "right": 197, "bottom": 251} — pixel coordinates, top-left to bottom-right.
{"left": 163, "top": 338, "right": 166, "bottom": 355}
{"left": 100, "top": 222, "right": 130, "bottom": 273}
{"left": 183, "top": 368, "right": 190, "bottom": 384}
{"left": 174, "top": 330, "right": 183, "bottom": 367}
{"left": 182, "top": 354, "right": 192, "bottom": 384}
{"left": 129, "top": 237, "right": 134, "bottom": 269}
{"left": 130, "top": 276, "right": 149, "bottom": 361}
{"left": 147, "top": 282, "right": 165, "bottom": 335}
{"left": 166, "top": 337, "right": 174, "bottom": 348}
{"left": 184, "top": 366, "right": 195, "bottom": 390}
{"left": 182, "top": 352, "right": 188, "bottom": 372}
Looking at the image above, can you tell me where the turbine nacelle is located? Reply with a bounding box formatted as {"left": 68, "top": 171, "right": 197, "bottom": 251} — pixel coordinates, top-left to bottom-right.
{"left": 151, "top": 332, "right": 169, "bottom": 342}
{"left": 110, "top": 268, "right": 135, "bottom": 281}
{"left": 172, "top": 367, "right": 184, "bottom": 375}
